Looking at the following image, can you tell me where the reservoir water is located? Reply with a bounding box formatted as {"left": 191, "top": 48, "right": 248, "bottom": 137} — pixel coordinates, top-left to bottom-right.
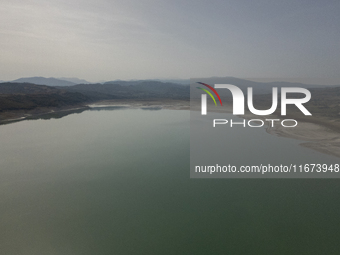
{"left": 0, "top": 107, "right": 339, "bottom": 254}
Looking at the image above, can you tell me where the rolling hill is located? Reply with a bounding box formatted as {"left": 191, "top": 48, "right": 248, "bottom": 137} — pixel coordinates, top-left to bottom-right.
{"left": 0, "top": 83, "right": 89, "bottom": 112}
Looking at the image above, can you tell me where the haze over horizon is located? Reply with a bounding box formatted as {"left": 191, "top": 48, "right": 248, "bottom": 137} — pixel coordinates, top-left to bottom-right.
{"left": 1, "top": 0, "right": 339, "bottom": 85}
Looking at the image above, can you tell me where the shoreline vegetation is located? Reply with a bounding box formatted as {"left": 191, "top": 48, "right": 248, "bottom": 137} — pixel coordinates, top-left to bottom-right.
{"left": 0, "top": 81, "right": 340, "bottom": 158}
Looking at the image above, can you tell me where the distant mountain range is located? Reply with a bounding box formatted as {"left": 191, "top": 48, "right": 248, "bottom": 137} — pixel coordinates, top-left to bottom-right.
{"left": 62, "top": 80, "right": 190, "bottom": 100}
{"left": 58, "top": 77, "right": 90, "bottom": 84}
{"left": 188, "top": 77, "right": 340, "bottom": 100}
{"left": 8, "top": 77, "right": 190, "bottom": 87}
{"left": 104, "top": 79, "right": 190, "bottom": 85}
{"left": 3, "top": 76, "right": 340, "bottom": 104}
{"left": 7, "top": 76, "right": 339, "bottom": 91}
{"left": 191, "top": 77, "right": 337, "bottom": 94}
{"left": 1, "top": 77, "right": 340, "bottom": 122}
{"left": 11, "top": 77, "right": 76, "bottom": 86}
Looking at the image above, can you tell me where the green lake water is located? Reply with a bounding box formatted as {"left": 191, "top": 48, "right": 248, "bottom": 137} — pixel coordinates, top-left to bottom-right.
{"left": 0, "top": 107, "right": 339, "bottom": 254}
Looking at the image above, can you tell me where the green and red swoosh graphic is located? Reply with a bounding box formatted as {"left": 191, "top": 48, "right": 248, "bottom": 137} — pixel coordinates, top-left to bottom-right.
{"left": 196, "top": 82, "right": 223, "bottom": 106}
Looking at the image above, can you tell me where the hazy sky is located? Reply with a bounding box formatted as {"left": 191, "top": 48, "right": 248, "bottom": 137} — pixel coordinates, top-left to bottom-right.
{"left": 0, "top": 0, "right": 339, "bottom": 84}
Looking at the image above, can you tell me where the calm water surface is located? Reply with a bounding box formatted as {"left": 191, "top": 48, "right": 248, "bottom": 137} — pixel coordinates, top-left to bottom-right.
{"left": 0, "top": 107, "right": 339, "bottom": 254}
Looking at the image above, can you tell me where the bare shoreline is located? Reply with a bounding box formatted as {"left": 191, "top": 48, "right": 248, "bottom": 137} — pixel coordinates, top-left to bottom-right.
{"left": 191, "top": 101, "right": 340, "bottom": 158}
{"left": 266, "top": 121, "right": 340, "bottom": 158}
